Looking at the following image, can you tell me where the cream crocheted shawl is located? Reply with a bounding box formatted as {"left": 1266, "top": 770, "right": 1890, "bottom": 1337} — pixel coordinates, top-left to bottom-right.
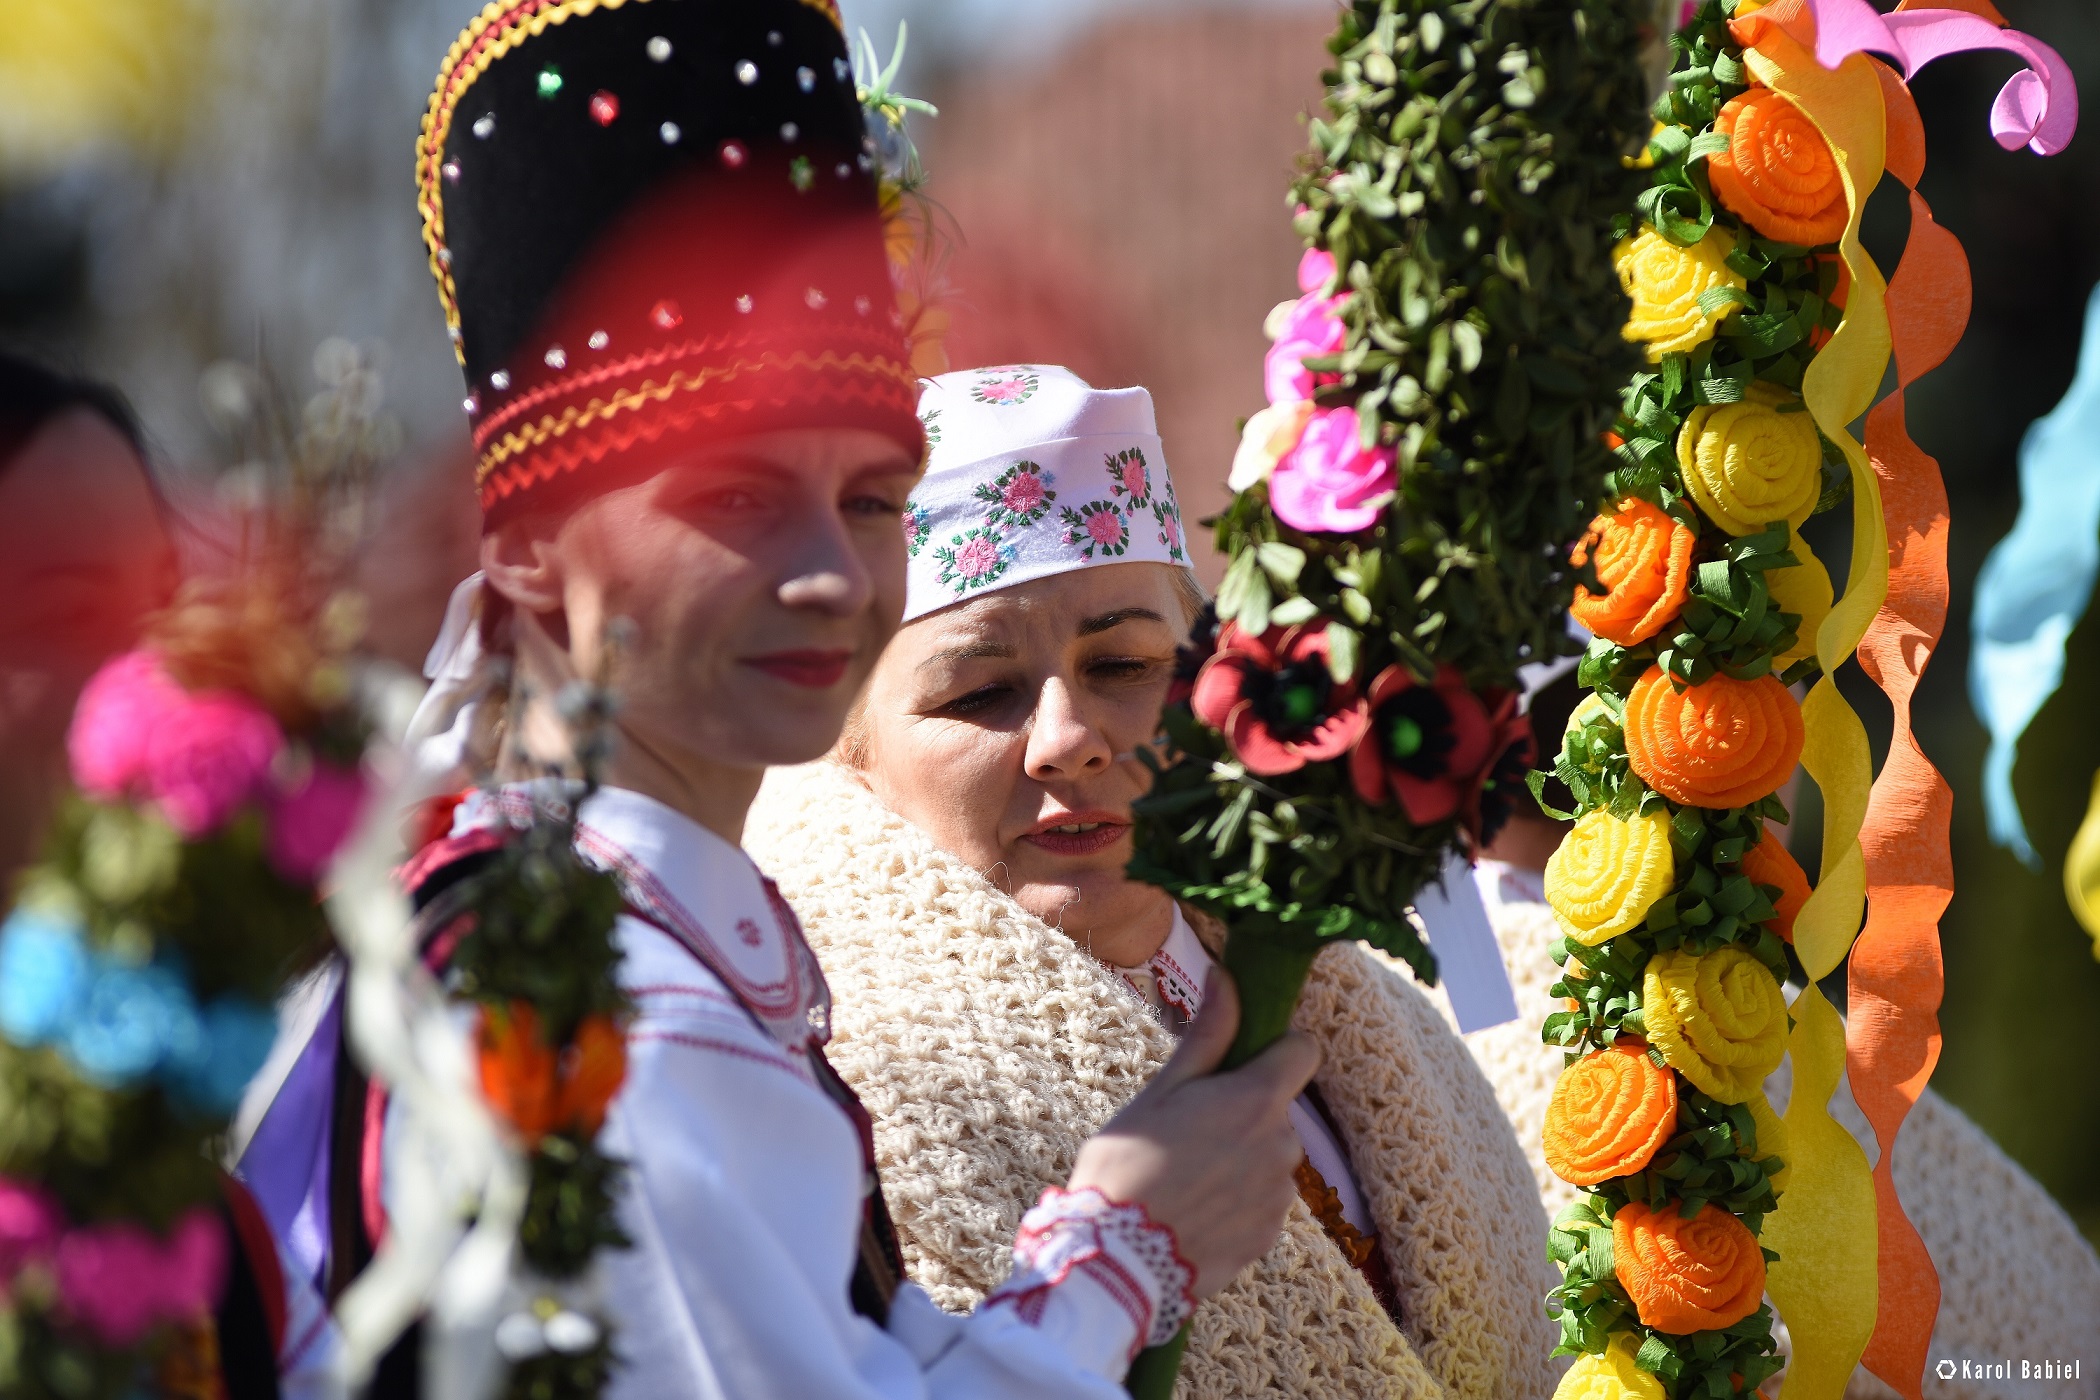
{"left": 745, "top": 761, "right": 1562, "bottom": 1400}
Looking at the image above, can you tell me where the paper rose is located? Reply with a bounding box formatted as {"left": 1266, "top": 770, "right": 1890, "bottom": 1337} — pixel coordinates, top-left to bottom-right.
{"left": 141, "top": 690, "right": 285, "bottom": 838}
{"left": 1623, "top": 668, "right": 1803, "bottom": 810}
{"left": 1544, "top": 809, "right": 1676, "bottom": 945}
{"left": 1263, "top": 290, "right": 1348, "bottom": 405}
{"left": 1296, "top": 247, "right": 1337, "bottom": 294}
{"left": 266, "top": 760, "right": 369, "bottom": 884}
{"left": 1611, "top": 1199, "right": 1768, "bottom": 1333}
{"left": 1738, "top": 826, "right": 1811, "bottom": 944}
{"left": 478, "top": 1002, "right": 629, "bottom": 1142}
{"left": 1542, "top": 1039, "right": 1679, "bottom": 1186}
{"left": 1676, "top": 382, "right": 1823, "bottom": 536}
{"left": 1268, "top": 406, "right": 1398, "bottom": 535}
{"left": 1464, "top": 703, "right": 1539, "bottom": 850}
{"left": 1569, "top": 499, "right": 1696, "bottom": 646}
{"left": 1765, "top": 528, "right": 1833, "bottom": 670}
{"left": 1191, "top": 623, "right": 1369, "bottom": 777}
{"left": 1348, "top": 664, "right": 1497, "bottom": 827}
{"left": 0, "top": 909, "right": 93, "bottom": 1046}
{"left": 1641, "top": 945, "right": 1789, "bottom": 1104}
{"left": 1550, "top": 1334, "right": 1668, "bottom": 1400}
{"left": 66, "top": 651, "right": 185, "bottom": 800}
{"left": 54, "top": 1208, "right": 226, "bottom": 1347}
{"left": 1229, "top": 400, "right": 1316, "bottom": 493}
{"left": 64, "top": 962, "right": 202, "bottom": 1088}
{"left": 1707, "top": 86, "right": 1848, "bottom": 248}
{"left": 1614, "top": 225, "right": 1747, "bottom": 361}
{"left": 0, "top": 1179, "right": 61, "bottom": 1280}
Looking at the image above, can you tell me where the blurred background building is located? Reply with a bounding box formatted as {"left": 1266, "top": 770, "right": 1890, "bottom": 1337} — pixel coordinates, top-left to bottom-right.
{"left": 2, "top": 0, "right": 2096, "bottom": 1245}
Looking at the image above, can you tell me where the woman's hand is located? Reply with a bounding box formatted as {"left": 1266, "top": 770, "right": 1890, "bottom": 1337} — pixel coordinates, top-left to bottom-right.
{"left": 1066, "top": 969, "right": 1320, "bottom": 1298}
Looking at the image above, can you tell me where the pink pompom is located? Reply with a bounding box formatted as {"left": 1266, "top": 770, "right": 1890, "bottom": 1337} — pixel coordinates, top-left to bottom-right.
{"left": 67, "top": 651, "right": 183, "bottom": 800}
{"left": 267, "top": 761, "right": 368, "bottom": 883}
{"left": 55, "top": 1209, "right": 225, "bottom": 1347}
{"left": 1263, "top": 292, "right": 1348, "bottom": 405}
{"left": 0, "top": 1178, "right": 61, "bottom": 1279}
{"left": 142, "top": 691, "right": 285, "bottom": 838}
{"left": 1268, "top": 406, "right": 1398, "bottom": 535}
{"left": 1296, "top": 248, "right": 1337, "bottom": 295}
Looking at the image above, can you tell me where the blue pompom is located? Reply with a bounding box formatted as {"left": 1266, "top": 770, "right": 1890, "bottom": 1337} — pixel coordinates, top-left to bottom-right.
{"left": 64, "top": 962, "right": 200, "bottom": 1087}
{"left": 0, "top": 909, "right": 92, "bottom": 1046}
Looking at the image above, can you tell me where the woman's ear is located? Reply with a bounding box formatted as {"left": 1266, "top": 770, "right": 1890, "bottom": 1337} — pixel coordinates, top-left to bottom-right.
{"left": 480, "top": 515, "right": 566, "bottom": 615}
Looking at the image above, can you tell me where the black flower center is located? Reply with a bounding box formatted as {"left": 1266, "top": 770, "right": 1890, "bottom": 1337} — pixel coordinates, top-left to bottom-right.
{"left": 1475, "top": 741, "right": 1535, "bottom": 847}
{"left": 1376, "top": 688, "right": 1457, "bottom": 777}
{"left": 1248, "top": 658, "right": 1333, "bottom": 739}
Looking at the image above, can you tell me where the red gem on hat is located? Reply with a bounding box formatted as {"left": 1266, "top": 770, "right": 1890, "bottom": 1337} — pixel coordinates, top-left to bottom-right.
{"left": 718, "top": 139, "right": 747, "bottom": 168}
{"left": 589, "top": 90, "right": 620, "bottom": 126}
{"left": 651, "top": 299, "right": 684, "bottom": 330}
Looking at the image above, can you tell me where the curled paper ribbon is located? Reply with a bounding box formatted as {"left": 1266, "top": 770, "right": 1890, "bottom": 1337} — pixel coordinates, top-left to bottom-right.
{"left": 2062, "top": 770, "right": 2100, "bottom": 959}
{"left": 1737, "top": 0, "right": 2078, "bottom": 155}
{"left": 1969, "top": 287, "right": 2100, "bottom": 866}
{"left": 1740, "top": 30, "right": 1886, "bottom": 1400}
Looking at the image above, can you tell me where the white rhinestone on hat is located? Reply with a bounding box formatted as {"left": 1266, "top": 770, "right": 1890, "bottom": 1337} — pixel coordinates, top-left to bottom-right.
{"left": 834, "top": 57, "right": 849, "bottom": 81}
{"left": 463, "top": 392, "right": 480, "bottom": 415}
{"left": 441, "top": 160, "right": 461, "bottom": 183}
{"left": 544, "top": 345, "right": 567, "bottom": 369}
{"left": 780, "top": 121, "right": 798, "bottom": 142}
{"left": 854, "top": 295, "right": 871, "bottom": 316}
{"left": 646, "top": 35, "right": 671, "bottom": 62}
{"left": 472, "top": 113, "right": 495, "bottom": 139}
{"left": 660, "top": 120, "right": 681, "bottom": 144}
{"left": 805, "top": 287, "right": 826, "bottom": 310}
{"left": 735, "top": 59, "right": 758, "bottom": 85}
{"left": 835, "top": 162, "right": 851, "bottom": 178}
{"left": 735, "top": 294, "right": 753, "bottom": 314}
{"left": 766, "top": 30, "right": 783, "bottom": 45}
{"left": 490, "top": 369, "right": 511, "bottom": 390}
{"left": 447, "top": 325, "right": 463, "bottom": 344}
{"left": 587, "top": 330, "right": 609, "bottom": 351}
{"left": 796, "top": 66, "right": 815, "bottom": 92}
{"left": 436, "top": 247, "right": 453, "bottom": 268}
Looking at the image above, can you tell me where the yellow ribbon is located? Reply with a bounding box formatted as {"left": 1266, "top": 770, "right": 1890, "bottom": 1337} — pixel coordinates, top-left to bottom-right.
{"left": 1742, "top": 32, "right": 1889, "bottom": 1400}
{"left": 2064, "top": 769, "right": 2100, "bottom": 959}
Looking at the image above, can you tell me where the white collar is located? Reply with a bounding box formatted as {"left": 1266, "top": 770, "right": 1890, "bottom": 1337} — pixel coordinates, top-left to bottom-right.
{"left": 1114, "top": 904, "right": 1212, "bottom": 1024}
{"left": 453, "top": 783, "right": 831, "bottom": 1050}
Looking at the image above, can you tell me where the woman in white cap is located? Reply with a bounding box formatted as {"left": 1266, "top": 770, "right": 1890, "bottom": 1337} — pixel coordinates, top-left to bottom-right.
{"left": 746, "top": 364, "right": 1565, "bottom": 1400}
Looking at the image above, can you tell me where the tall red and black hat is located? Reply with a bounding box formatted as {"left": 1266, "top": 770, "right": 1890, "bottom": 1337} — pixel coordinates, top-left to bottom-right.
{"left": 417, "top": 0, "right": 922, "bottom": 523}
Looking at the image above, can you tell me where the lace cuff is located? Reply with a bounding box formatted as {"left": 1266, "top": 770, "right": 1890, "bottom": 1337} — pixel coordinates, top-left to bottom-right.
{"left": 984, "top": 1186, "right": 1197, "bottom": 1356}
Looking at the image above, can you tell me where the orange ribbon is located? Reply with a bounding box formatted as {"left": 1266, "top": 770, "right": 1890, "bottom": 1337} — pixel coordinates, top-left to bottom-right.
{"left": 1848, "top": 56, "right": 1964, "bottom": 1400}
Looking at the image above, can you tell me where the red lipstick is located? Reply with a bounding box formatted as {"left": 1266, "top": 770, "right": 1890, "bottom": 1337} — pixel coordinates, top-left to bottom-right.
{"left": 743, "top": 649, "right": 852, "bottom": 689}
{"left": 1020, "top": 810, "right": 1132, "bottom": 857}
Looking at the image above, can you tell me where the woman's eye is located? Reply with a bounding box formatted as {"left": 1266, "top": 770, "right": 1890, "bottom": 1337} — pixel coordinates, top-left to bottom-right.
{"left": 1091, "top": 657, "right": 1162, "bottom": 681}
{"left": 940, "top": 684, "right": 1009, "bottom": 716}
{"left": 844, "top": 491, "right": 902, "bottom": 518}
{"left": 687, "top": 486, "right": 764, "bottom": 515}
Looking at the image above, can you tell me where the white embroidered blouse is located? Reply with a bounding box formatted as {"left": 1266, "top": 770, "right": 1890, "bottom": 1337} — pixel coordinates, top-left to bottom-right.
{"left": 455, "top": 785, "right": 1193, "bottom": 1399}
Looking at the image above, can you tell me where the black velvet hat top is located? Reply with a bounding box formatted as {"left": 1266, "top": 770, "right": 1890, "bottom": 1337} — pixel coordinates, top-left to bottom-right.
{"left": 417, "top": 0, "right": 921, "bottom": 521}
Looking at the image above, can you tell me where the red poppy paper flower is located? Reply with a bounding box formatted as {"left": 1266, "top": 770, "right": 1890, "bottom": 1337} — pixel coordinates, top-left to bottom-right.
{"left": 1349, "top": 664, "right": 1498, "bottom": 826}
{"left": 1461, "top": 690, "right": 1537, "bottom": 848}
{"left": 1191, "top": 623, "right": 1368, "bottom": 775}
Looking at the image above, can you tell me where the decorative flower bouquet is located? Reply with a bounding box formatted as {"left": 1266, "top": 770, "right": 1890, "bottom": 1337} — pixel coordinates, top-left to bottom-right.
{"left": 1536, "top": 2, "right": 2073, "bottom": 1397}
{"left": 1127, "top": 0, "right": 1654, "bottom": 1387}
{"left": 0, "top": 579, "right": 370, "bottom": 1396}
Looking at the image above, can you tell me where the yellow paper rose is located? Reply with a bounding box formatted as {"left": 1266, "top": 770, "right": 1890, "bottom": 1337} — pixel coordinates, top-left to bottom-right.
{"left": 1545, "top": 809, "right": 1676, "bottom": 946}
{"left": 1614, "top": 225, "right": 1747, "bottom": 361}
{"left": 1552, "top": 1335, "right": 1667, "bottom": 1400}
{"left": 1642, "top": 945, "right": 1789, "bottom": 1103}
{"left": 1676, "top": 382, "right": 1822, "bottom": 535}
{"left": 1745, "top": 1090, "right": 1792, "bottom": 1193}
{"left": 1766, "top": 527, "right": 1833, "bottom": 670}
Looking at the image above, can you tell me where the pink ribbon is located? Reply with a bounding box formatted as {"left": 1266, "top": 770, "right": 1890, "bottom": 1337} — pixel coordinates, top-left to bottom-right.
{"left": 1797, "top": 0, "right": 2077, "bottom": 154}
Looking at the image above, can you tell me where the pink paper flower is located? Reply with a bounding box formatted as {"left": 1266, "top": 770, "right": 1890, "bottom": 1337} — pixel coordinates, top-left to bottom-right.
{"left": 67, "top": 651, "right": 184, "bottom": 800}
{"left": 1263, "top": 292, "right": 1348, "bottom": 405}
{"left": 1297, "top": 248, "right": 1337, "bottom": 294}
{"left": 55, "top": 1208, "right": 226, "bottom": 1346}
{"left": 142, "top": 691, "right": 285, "bottom": 838}
{"left": 1268, "top": 406, "right": 1398, "bottom": 534}
{"left": 267, "top": 761, "right": 369, "bottom": 884}
{"left": 0, "top": 1178, "right": 61, "bottom": 1279}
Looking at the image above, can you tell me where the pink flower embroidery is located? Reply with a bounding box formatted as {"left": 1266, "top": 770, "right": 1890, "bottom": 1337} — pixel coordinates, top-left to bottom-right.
{"left": 1268, "top": 406, "right": 1398, "bottom": 535}
{"left": 956, "top": 534, "right": 1002, "bottom": 577}
{"left": 1263, "top": 291, "right": 1348, "bottom": 405}
{"left": 1059, "top": 502, "right": 1130, "bottom": 560}
{"left": 1088, "top": 514, "right": 1121, "bottom": 546}
{"left": 933, "top": 526, "right": 1014, "bottom": 591}
{"left": 67, "top": 651, "right": 184, "bottom": 800}
{"left": 971, "top": 371, "right": 1040, "bottom": 406}
{"left": 1004, "top": 473, "right": 1045, "bottom": 514}
{"left": 1108, "top": 448, "right": 1150, "bottom": 506}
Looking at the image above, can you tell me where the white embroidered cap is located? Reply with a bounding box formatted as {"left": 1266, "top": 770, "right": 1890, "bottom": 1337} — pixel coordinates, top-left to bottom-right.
{"left": 903, "top": 364, "right": 1194, "bottom": 623}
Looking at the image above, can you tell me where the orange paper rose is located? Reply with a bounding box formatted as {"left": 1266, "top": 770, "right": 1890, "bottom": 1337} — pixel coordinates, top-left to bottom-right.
{"left": 1708, "top": 86, "right": 1849, "bottom": 248}
{"left": 1612, "top": 1199, "right": 1768, "bottom": 1333}
{"left": 1543, "top": 1039, "right": 1679, "bottom": 1186}
{"left": 1570, "top": 499, "right": 1696, "bottom": 646}
{"left": 1624, "top": 668, "right": 1804, "bottom": 809}
{"left": 476, "top": 1001, "right": 629, "bottom": 1141}
{"left": 1739, "top": 825, "right": 1811, "bottom": 943}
